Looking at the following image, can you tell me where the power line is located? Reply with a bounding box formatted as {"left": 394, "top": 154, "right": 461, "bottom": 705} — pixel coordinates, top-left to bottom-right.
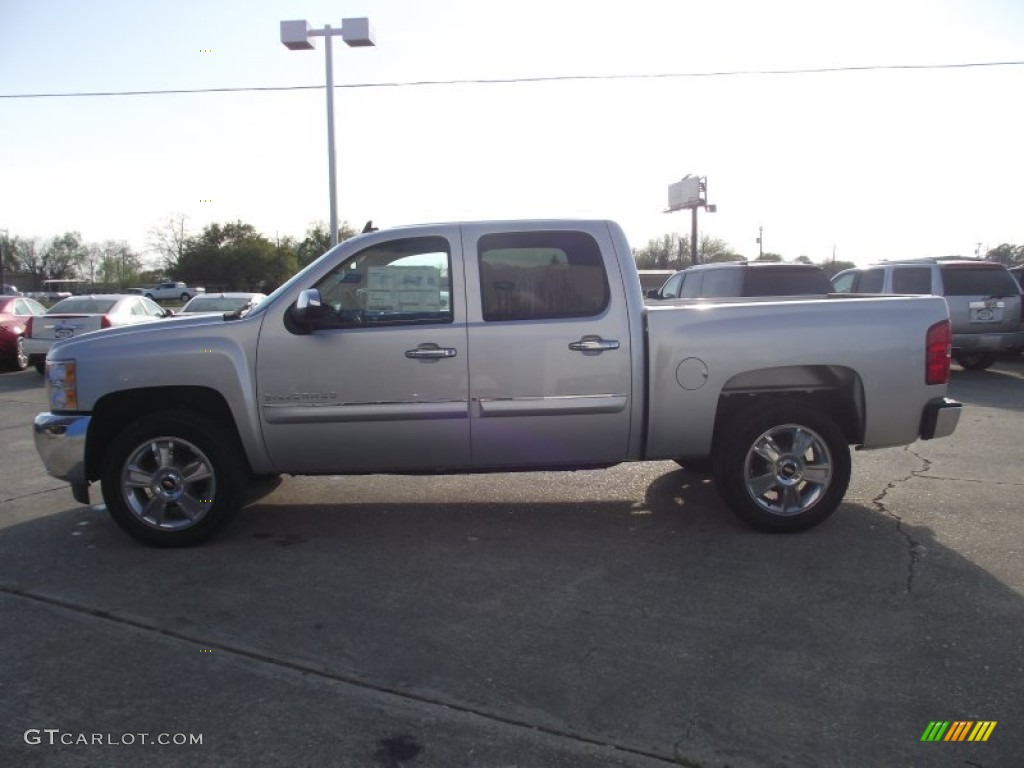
{"left": 2, "top": 59, "right": 1022, "bottom": 99}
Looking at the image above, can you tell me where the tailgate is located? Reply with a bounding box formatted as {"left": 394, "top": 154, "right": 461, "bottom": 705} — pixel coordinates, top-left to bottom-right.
{"left": 941, "top": 264, "right": 1022, "bottom": 333}
{"left": 945, "top": 295, "right": 1021, "bottom": 333}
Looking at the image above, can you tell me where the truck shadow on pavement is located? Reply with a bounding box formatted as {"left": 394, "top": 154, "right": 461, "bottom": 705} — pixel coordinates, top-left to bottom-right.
{"left": 2, "top": 466, "right": 1022, "bottom": 767}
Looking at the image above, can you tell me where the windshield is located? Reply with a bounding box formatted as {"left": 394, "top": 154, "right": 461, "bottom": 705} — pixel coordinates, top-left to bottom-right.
{"left": 941, "top": 266, "right": 1020, "bottom": 296}
{"left": 245, "top": 233, "right": 372, "bottom": 318}
{"left": 48, "top": 297, "right": 118, "bottom": 314}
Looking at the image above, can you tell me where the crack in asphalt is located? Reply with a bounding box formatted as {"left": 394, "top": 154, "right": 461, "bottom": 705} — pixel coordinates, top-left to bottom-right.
{"left": 0, "top": 484, "right": 74, "bottom": 505}
{"left": 914, "top": 474, "right": 1024, "bottom": 487}
{"left": 871, "top": 447, "right": 932, "bottom": 593}
{"left": 0, "top": 585, "right": 684, "bottom": 767}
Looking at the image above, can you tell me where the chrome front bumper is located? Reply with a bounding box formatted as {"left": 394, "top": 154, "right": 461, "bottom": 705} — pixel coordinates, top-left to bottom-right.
{"left": 33, "top": 412, "right": 91, "bottom": 503}
{"left": 919, "top": 397, "right": 961, "bottom": 440}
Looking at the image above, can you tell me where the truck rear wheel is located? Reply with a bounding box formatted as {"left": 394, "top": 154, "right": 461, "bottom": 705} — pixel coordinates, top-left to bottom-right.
{"left": 101, "top": 412, "right": 245, "bottom": 546}
{"left": 713, "top": 402, "right": 850, "bottom": 532}
{"left": 954, "top": 352, "right": 995, "bottom": 371}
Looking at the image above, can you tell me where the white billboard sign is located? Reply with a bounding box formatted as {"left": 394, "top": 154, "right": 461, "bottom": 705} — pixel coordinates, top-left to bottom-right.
{"left": 667, "top": 175, "right": 704, "bottom": 211}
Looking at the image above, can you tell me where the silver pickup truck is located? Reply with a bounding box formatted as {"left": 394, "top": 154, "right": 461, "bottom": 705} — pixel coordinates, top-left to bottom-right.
{"left": 33, "top": 220, "right": 961, "bottom": 546}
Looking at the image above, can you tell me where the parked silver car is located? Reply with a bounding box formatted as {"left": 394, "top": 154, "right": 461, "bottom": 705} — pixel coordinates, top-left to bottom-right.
{"left": 831, "top": 259, "right": 1024, "bottom": 370}
{"left": 24, "top": 294, "right": 173, "bottom": 373}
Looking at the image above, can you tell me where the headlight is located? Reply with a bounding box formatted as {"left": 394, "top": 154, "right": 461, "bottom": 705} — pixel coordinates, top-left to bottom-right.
{"left": 46, "top": 360, "right": 78, "bottom": 411}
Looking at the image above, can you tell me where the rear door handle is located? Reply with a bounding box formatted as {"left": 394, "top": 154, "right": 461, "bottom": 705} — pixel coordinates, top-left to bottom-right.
{"left": 405, "top": 344, "right": 457, "bottom": 360}
{"left": 569, "top": 336, "right": 620, "bottom": 353}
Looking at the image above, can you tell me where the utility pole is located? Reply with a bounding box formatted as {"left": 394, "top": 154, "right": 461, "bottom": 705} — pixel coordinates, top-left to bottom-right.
{"left": 691, "top": 206, "right": 699, "bottom": 265}
{"left": 757, "top": 226, "right": 763, "bottom": 260}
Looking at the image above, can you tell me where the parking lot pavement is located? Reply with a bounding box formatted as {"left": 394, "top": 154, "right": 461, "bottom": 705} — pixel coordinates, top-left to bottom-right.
{"left": 1, "top": 360, "right": 1022, "bottom": 767}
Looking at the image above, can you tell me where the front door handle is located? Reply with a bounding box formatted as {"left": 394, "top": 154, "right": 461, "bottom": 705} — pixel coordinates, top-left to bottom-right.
{"left": 405, "top": 344, "right": 457, "bottom": 360}
{"left": 569, "top": 336, "right": 620, "bottom": 353}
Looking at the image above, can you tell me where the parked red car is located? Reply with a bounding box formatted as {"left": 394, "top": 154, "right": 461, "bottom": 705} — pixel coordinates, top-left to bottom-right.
{"left": 0, "top": 294, "right": 47, "bottom": 371}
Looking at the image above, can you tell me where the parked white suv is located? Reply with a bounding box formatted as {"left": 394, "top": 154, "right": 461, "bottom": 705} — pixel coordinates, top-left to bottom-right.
{"left": 832, "top": 259, "right": 1024, "bottom": 370}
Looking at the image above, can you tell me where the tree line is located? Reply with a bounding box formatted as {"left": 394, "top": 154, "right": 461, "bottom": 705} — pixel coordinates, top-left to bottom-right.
{"left": 0, "top": 216, "right": 359, "bottom": 293}
{"left": 148, "top": 216, "right": 358, "bottom": 293}
{"left": 1, "top": 232, "right": 144, "bottom": 289}
{"left": 3, "top": 220, "right": 1022, "bottom": 293}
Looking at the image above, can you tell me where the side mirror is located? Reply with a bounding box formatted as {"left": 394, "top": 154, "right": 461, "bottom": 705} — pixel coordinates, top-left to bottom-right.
{"left": 646, "top": 289, "right": 661, "bottom": 299}
{"left": 288, "top": 288, "right": 325, "bottom": 334}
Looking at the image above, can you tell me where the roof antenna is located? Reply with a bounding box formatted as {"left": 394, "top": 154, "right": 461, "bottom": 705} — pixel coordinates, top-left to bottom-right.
{"left": 362, "top": 220, "right": 378, "bottom": 233}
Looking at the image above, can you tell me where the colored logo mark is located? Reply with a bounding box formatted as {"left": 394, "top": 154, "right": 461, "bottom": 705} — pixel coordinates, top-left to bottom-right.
{"left": 920, "top": 721, "right": 997, "bottom": 742}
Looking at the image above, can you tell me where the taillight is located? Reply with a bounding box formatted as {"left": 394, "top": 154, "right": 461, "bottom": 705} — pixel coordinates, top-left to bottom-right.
{"left": 926, "top": 319, "right": 952, "bottom": 385}
{"left": 101, "top": 315, "right": 112, "bottom": 329}
{"left": 25, "top": 317, "right": 34, "bottom": 337}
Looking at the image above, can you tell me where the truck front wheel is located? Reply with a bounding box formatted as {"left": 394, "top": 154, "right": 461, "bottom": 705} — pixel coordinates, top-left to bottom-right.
{"left": 713, "top": 403, "right": 850, "bottom": 533}
{"left": 101, "top": 412, "right": 245, "bottom": 546}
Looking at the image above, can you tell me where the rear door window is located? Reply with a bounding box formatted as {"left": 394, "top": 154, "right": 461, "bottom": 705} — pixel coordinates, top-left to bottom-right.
{"left": 744, "top": 267, "right": 830, "bottom": 295}
{"left": 478, "top": 231, "right": 609, "bottom": 321}
{"left": 700, "top": 269, "right": 742, "bottom": 297}
{"left": 892, "top": 267, "right": 933, "bottom": 294}
{"left": 679, "top": 272, "right": 703, "bottom": 298}
{"left": 856, "top": 269, "right": 885, "bottom": 293}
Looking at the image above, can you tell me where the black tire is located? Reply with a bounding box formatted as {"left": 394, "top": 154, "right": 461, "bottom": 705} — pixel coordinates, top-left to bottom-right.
{"left": 712, "top": 402, "right": 851, "bottom": 533}
{"left": 145, "top": 293, "right": 155, "bottom": 300}
{"left": 180, "top": 293, "right": 190, "bottom": 302}
{"left": 101, "top": 411, "right": 247, "bottom": 547}
{"left": 672, "top": 457, "right": 713, "bottom": 474}
{"left": 246, "top": 473, "right": 283, "bottom": 505}
{"left": 34, "top": 360, "right": 45, "bottom": 374}
{"left": 955, "top": 352, "right": 995, "bottom": 371}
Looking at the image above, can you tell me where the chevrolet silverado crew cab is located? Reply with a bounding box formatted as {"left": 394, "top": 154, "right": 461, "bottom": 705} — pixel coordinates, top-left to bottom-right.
{"left": 33, "top": 220, "right": 961, "bottom": 546}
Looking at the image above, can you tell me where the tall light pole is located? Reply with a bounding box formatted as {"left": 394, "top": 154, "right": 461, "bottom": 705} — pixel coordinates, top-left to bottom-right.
{"left": 280, "top": 17, "right": 375, "bottom": 248}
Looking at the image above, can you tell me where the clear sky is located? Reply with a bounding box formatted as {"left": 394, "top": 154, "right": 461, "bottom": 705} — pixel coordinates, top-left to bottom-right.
{"left": 2, "top": 0, "right": 1023, "bottom": 266}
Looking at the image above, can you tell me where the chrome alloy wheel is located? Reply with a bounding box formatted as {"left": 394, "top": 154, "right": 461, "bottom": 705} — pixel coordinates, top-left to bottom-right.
{"left": 15, "top": 336, "right": 29, "bottom": 370}
{"left": 120, "top": 437, "right": 216, "bottom": 531}
{"left": 742, "top": 423, "right": 833, "bottom": 517}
